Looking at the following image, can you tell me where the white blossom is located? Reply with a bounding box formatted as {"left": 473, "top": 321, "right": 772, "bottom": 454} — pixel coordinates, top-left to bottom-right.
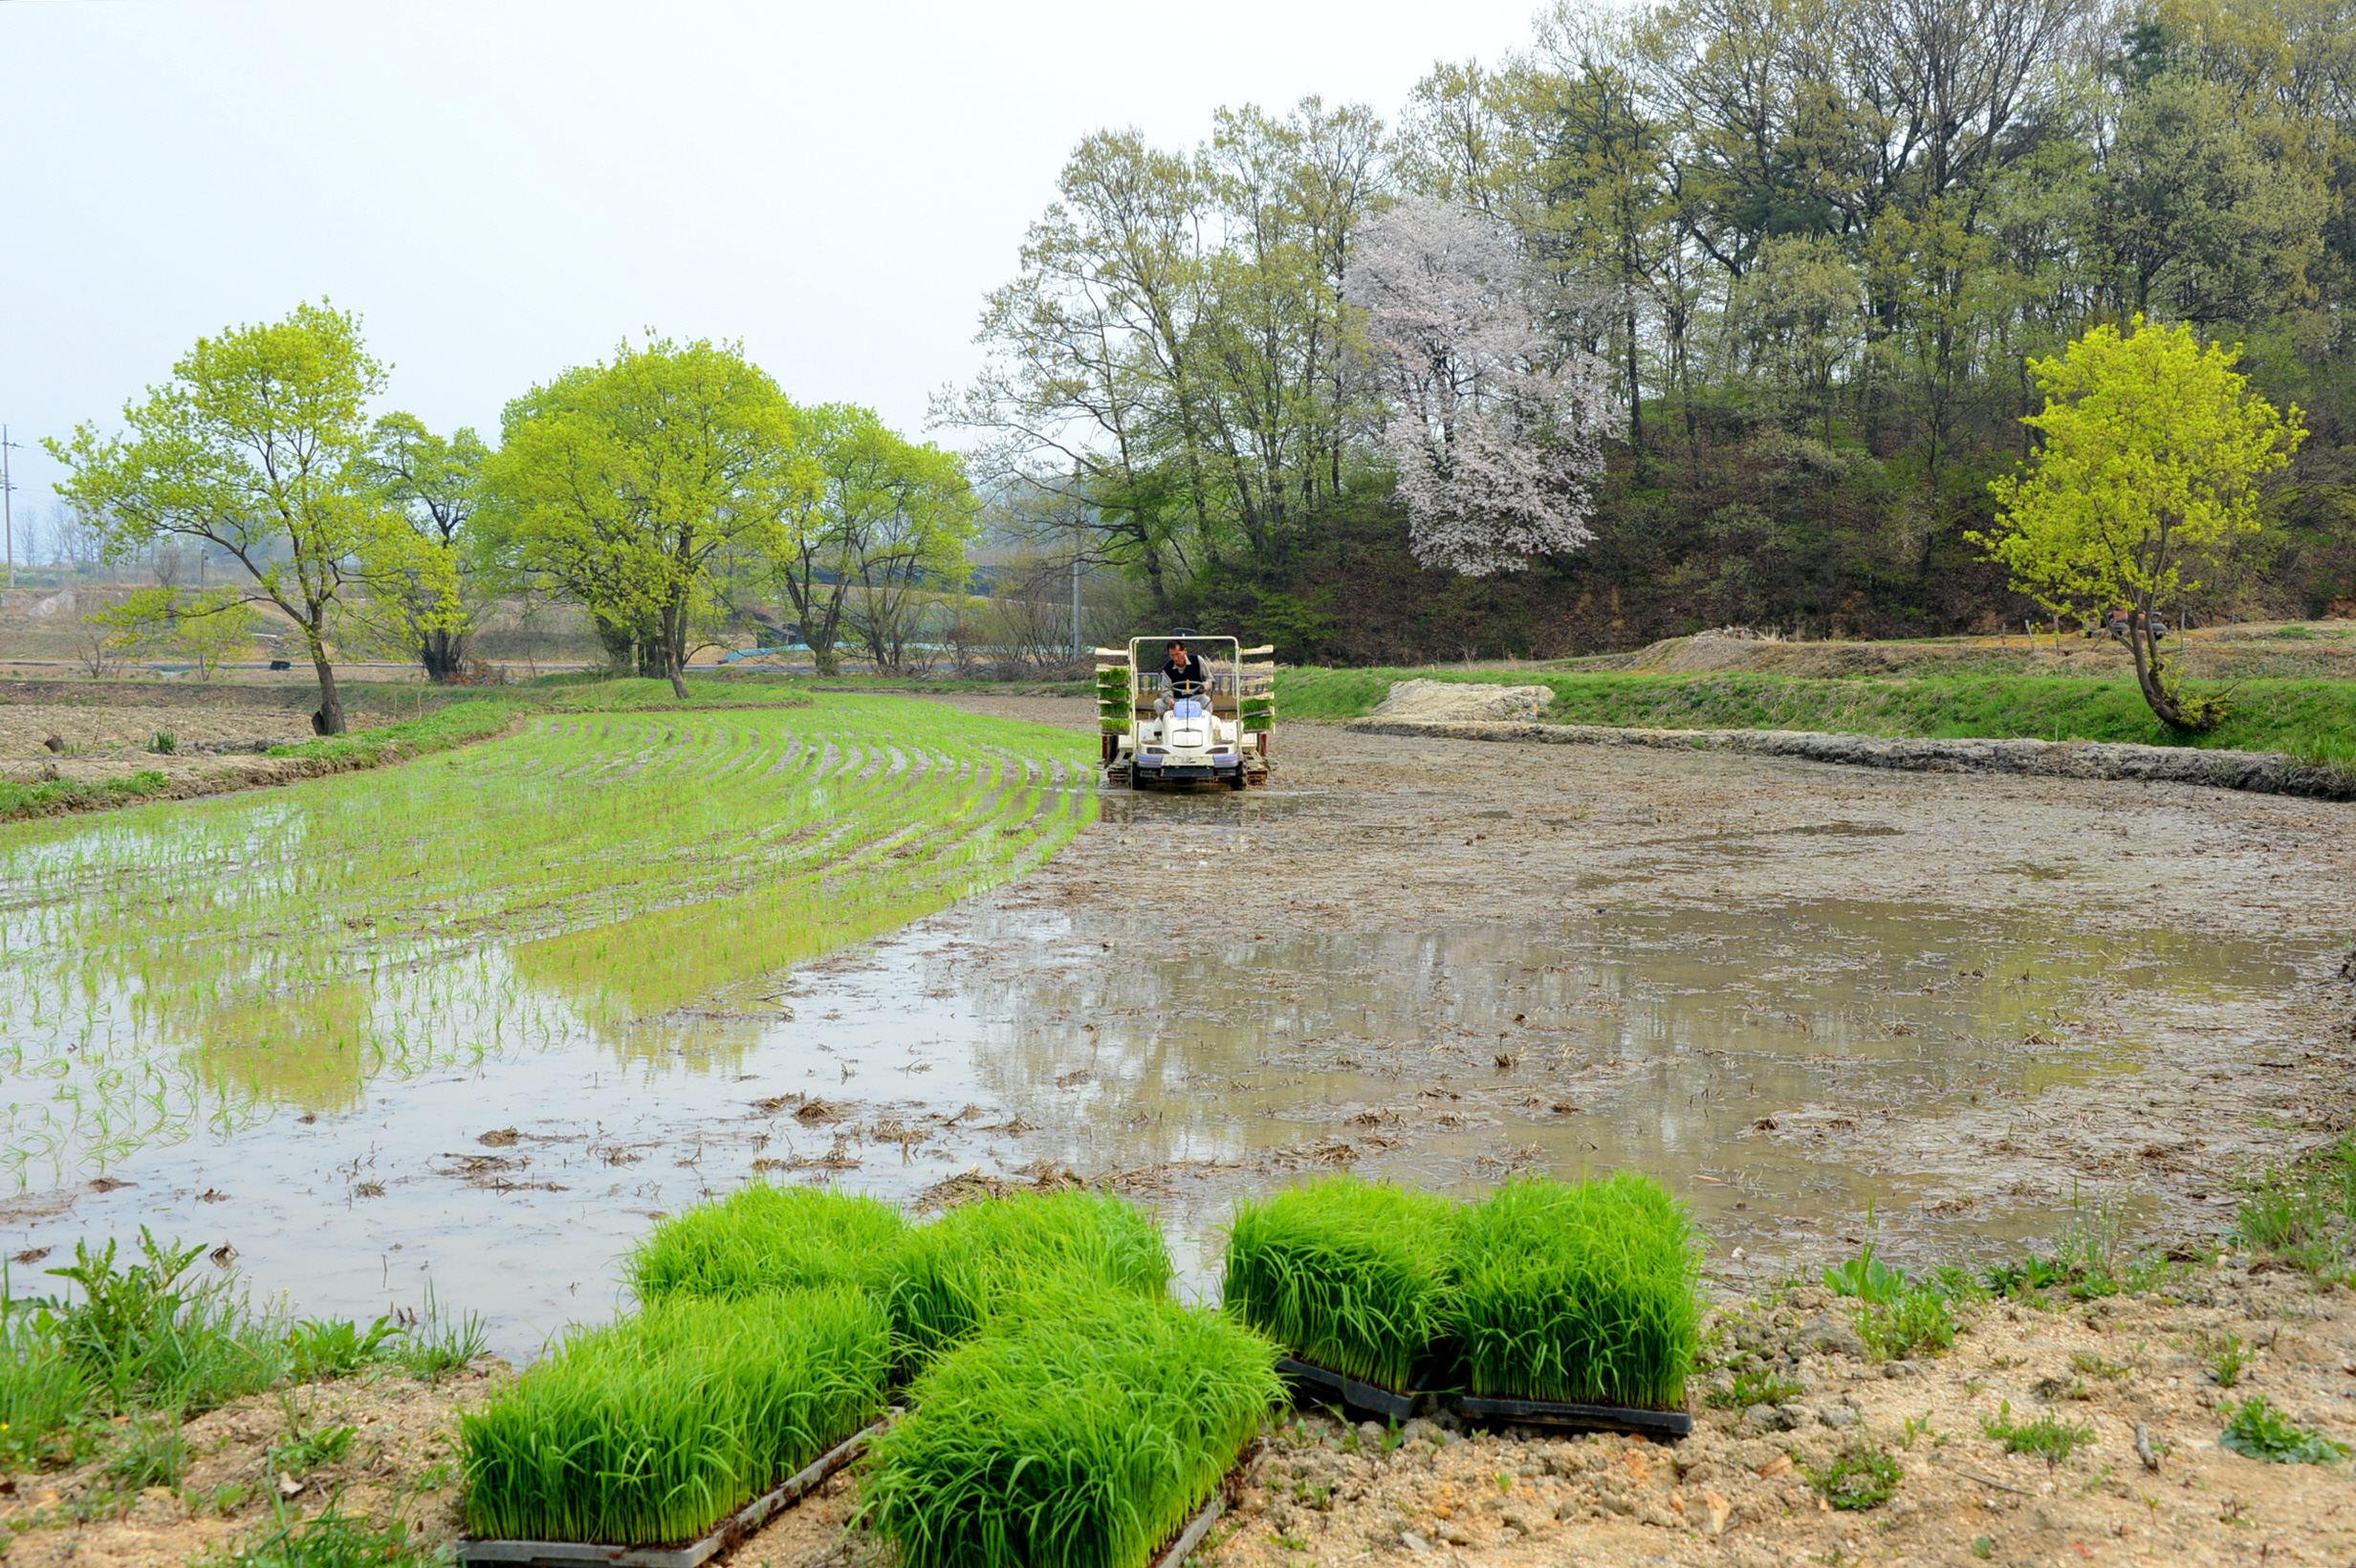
{"left": 1345, "top": 197, "right": 1621, "bottom": 576}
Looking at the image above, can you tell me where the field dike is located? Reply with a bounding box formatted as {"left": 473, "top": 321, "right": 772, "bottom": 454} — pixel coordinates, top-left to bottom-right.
{"left": 1344, "top": 714, "right": 2356, "bottom": 800}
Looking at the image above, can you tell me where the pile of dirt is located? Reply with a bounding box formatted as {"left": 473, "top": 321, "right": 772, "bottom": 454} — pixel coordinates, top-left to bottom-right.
{"left": 1368, "top": 679, "right": 1555, "bottom": 723}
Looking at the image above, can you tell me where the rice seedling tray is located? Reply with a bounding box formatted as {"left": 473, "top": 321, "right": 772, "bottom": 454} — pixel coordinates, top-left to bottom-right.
{"left": 1276, "top": 1356, "right": 1421, "bottom": 1422}
{"left": 1455, "top": 1394, "right": 1691, "bottom": 1440}
{"left": 456, "top": 1417, "right": 887, "bottom": 1568}
{"left": 1151, "top": 1490, "right": 1227, "bottom": 1568}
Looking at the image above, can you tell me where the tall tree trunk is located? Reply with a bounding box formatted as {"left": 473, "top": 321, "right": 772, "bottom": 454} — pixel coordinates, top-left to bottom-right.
{"left": 422, "top": 628, "right": 467, "bottom": 684}
{"left": 664, "top": 601, "right": 690, "bottom": 700}
{"left": 307, "top": 628, "right": 345, "bottom": 735}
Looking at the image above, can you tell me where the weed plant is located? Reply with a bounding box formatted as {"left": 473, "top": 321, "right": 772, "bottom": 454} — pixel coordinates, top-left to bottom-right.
{"left": 2219, "top": 1396, "right": 2349, "bottom": 1463}
{"left": 1705, "top": 1367, "right": 1805, "bottom": 1410}
{"left": 387, "top": 1291, "right": 486, "bottom": 1383}
{"left": 1448, "top": 1173, "right": 1700, "bottom": 1410}
{"left": 2236, "top": 1133, "right": 2356, "bottom": 1278}
{"left": 286, "top": 1316, "right": 401, "bottom": 1382}
{"left": 107, "top": 1416, "right": 190, "bottom": 1490}
{"left": 462, "top": 1286, "right": 889, "bottom": 1546}
{"left": 0, "top": 1309, "right": 93, "bottom": 1465}
{"left": 883, "top": 1192, "right": 1171, "bottom": 1368}
{"left": 1221, "top": 1174, "right": 1458, "bottom": 1391}
{"left": 862, "top": 1285, "right": 1281, "bottom": 1568}
{"left": 628, "top": 1185, "right": 907, "bottom": 1304}
{"left": 1806, "top": 1443, "right": 1902, "bottom": 1509}
{"left": 41, "top": 1231, "right": 291, "bottom": 1415}
{"left": 1980, "top": 1401, "right": 2095, "bottom": 1466}
{"left": 208, "top": 1497, "right": 438, "bottom": 1568}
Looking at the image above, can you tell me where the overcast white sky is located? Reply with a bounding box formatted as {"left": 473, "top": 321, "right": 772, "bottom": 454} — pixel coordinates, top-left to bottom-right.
{"left": 0, "top": 0, "right": 1544, "bottom": 526}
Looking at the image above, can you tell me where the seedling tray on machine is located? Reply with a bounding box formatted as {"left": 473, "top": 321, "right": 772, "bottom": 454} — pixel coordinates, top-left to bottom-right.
{"left": 457, "top": 1417, "right": 888, "bottom": 1568}
{"left": 1276, "top": 1357, "right": 1420, "bottom": 1422}
{"left": 1455, "top": 1395, "right": 1691, "bottom": 1440}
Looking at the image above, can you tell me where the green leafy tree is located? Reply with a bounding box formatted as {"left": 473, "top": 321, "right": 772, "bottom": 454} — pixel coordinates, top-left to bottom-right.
{"left": 173, "top": 590, "right": 263, "bottom": 680}
{"left": 361, "top": 413, "right": 488, "bottom": 683}
{"left": 47, "top": 301, "right": 398, "bottom": 733}
{"left": 1976, "top": 317, "right": 2304, "bottom": 730}
{"left": 769, "top": 404, "right": 971, "bottom": 677}
{"left": 482, "top": 338, "right": 811, "bottom": 699}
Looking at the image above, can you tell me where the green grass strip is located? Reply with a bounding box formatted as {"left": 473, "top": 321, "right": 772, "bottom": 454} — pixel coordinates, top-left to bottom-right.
{"left": 1448, "top": 1172, "right": 1700, "bottom": 1410}
{"left": 882, "top": 1192, "right": 1173, "bottom": 1370}
{"left": 0, "top": 770, "right": 174, "bottom": 824}
{"left": 862, "top": 1285, "right": 1281, "bottom": 1568}
{"left": 627, "top": 1186, "right": 908, "bottom": 1303}
{"left": 1221, "top": 1174, "right": 1458, "bottom": 1392}
{"left": 460, "top": 1287, "right": 888, "bottom": 1546}
{"left": 1278, "top": 667, "right": 2356, "bottom": 765}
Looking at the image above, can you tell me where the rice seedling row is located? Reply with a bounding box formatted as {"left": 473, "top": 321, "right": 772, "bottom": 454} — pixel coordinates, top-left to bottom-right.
{"left": 0, "top": 695, "right": 1095, "bottom": 1188}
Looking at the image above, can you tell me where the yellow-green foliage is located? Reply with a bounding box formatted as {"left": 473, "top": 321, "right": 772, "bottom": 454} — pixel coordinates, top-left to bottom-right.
{"left": 862, "top": 1286, "right": 1280, "bottom": 1568}
{"left": 1222, "top": 1174, "right": 1457, "bottom": 1391}
{"left": 882, "top": 1192, "right": 1173, "bottom": 1368}
{"left": 1977, "top": 319, "right": 2303, "bottom": 625}
{"left": 461, "top": 1288, "right": 888, "bottom": 1546}
{"left": 1450, "top": 1173, "right": 1700, "bottom": 1410}
{"left": 627, "top": 1186, "right": 908, "bottom": 1303}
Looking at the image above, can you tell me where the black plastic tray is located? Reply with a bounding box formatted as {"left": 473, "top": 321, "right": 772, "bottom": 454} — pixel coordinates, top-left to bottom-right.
{"left": 1276, "top": 1357, "right": 1420, "bottom": 1422}
{"left": 1151, "top": 1490, "right": 1226, "bottom": 1568}
{"left": 1457, "top": 1394, "right": 1691, "bottom": 1440}
{"left": 456, "top": 1416, "right": 886, "bottom": 1568}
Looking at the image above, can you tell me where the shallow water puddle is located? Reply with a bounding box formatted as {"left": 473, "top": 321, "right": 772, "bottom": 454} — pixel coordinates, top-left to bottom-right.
{"left": 0, "top": 876, "right": 2315, "bottom": 1356}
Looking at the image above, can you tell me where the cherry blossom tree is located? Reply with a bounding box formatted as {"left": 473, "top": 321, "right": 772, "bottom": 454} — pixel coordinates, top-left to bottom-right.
{"left": 1346, "top": 197, "right": 1621, "bottom": 576}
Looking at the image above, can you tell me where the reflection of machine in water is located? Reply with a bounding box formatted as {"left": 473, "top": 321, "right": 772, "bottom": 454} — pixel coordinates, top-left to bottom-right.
{"left": 1098, "top": 634, "right": 1275, "bottom": 790}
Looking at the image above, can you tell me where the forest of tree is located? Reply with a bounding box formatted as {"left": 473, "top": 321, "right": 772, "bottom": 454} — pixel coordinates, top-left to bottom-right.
{"left": 947, "top": 0, "right": 2356, "bottom": 661}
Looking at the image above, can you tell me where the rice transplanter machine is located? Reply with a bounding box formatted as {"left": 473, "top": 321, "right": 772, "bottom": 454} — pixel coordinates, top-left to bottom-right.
{"left": 1097, "top": 636, "right": 1275, "bottom": 789}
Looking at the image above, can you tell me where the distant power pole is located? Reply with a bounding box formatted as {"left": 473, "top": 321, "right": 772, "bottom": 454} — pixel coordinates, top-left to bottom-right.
{"left": 0, "top": 425, "right": 17, "bottom": 591}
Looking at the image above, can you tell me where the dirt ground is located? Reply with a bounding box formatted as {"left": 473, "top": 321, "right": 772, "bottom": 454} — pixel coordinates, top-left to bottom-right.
{"left": 0, "top": 1364, "right": 505, "bottom": 1568}
{"left": 2, "top": 697, "right": 2352, "bottom": 1566}
{"left": 0, "top": 682, "right": 408, "bottom": 791}
{"left": 733, "top": 1266, "right": 2356, "bottom": 1568}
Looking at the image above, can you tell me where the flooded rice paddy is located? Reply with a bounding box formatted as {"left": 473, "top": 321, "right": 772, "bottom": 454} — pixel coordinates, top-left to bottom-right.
{"left": 1, "top": 696, "right": 2345, "bottom": 1359}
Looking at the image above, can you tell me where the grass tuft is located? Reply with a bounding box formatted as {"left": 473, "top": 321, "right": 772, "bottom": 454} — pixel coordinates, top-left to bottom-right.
{"left": 1980, "top": 1400, "right": 2095, "bottom": 1466}
{"left": 882, "top": 1192, "right": 1171, "bottom": 1369}
{"left": 1449, "top": 1172, "right": 1700, "bottom": 1410}
{"left": 1221, "top": 1174, "right": 1458, "bottom": 1392}
{"left": 628, "top": 1185, "right": 908, "bottom": 1304}
{"left": 1806, "top": 1443, "right": 1902, "bottom": 1510}
{"left": 862, "top": 1285, "right": 1280, "bottom": 1568}
{"left": 461, "top": 1287, "right": 888, "bottom": 1546}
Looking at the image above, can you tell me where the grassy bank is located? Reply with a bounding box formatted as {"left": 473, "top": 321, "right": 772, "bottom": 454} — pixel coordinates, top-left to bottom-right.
{"left": 1278, "top": 667, "right": 2356, "bottom": 765}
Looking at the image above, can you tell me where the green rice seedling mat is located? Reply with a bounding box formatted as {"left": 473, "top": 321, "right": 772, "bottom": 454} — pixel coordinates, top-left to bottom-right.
{"left": 457, "top": 1416, "right": 886, "bottom": 1568}
{"left": 1276, "top": 1356, "right": 1421, "bottom": 1422}
{"left": 1456, "top": 1394, "right": 1692, "bottom": 1440}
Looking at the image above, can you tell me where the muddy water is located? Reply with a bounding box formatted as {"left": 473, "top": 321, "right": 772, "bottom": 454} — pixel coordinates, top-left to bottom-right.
{"left": 3, "top": 882, "right": 2313, "bottom": 1358}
